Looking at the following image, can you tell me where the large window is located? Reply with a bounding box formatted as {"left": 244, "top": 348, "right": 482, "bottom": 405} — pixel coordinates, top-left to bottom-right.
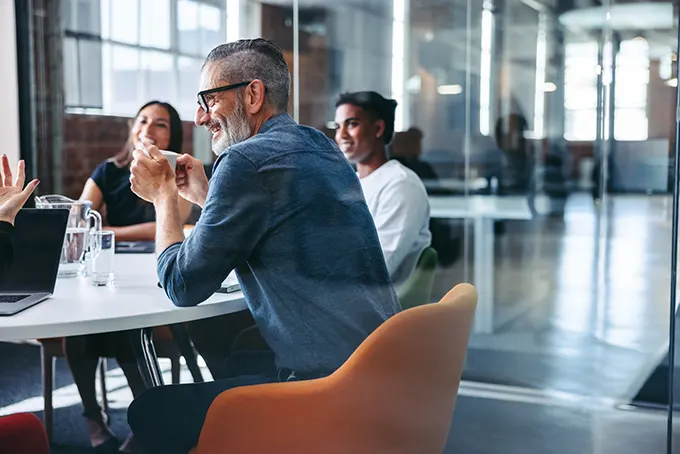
{"left": 63, "top": 0, "right": 227, "bottom": 119}
{"left": 564, "top": 41, "right": 599, "bottom": 141}
{"left": 613, "top": 38, "right": 649, "bottom": 141}
{"left": 564, "top": 39, "right": 649, "bottom": 141}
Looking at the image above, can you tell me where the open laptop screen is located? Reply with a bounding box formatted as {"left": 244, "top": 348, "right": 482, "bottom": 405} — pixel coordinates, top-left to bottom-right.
{"left": 0, "top": 209, "right": 69, "bottom": 293}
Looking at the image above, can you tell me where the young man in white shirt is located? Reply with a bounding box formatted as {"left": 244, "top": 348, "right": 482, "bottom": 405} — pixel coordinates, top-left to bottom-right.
{"left": 334, "top": 91, "right": 432, "bottom": 287}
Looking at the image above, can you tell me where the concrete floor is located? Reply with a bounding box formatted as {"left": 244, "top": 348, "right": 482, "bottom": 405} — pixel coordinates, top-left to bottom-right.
{"left": 437, "top": 194, "right": 678, "bottom": 402}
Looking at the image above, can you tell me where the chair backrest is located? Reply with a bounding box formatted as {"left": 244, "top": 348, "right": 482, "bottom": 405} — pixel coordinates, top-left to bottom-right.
{"left": 396, "top": 246, "right": 438, "bottom": 309}
{"left": 195, "top": 283, "right": 477, "bottom": 454}
{"left": 0, "top": 413, "right": 50, "bottom": 454}
{"left": 327, "top": 283, "right": 477, "bottom": 453}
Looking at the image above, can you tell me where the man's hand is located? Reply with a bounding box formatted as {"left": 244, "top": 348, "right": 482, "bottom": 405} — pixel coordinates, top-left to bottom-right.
{"left": 176, "top": 154, "right": 209, "bottom": 208}
{"left": 0, "top": 155, "right": 39, "bottom": 225}
{"left": 130, "top": 143, "right": 178, "bottom": 205}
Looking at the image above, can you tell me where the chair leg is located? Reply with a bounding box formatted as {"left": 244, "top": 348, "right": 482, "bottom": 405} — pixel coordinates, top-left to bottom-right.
{"left": 171, "top": 355, "right": 181, "bottom": 385}
{"left": 40, "top": 347, "right": 54, "bottom": 442}
{"left": 99, "top": 358, "right": 109, "bottom": 418}
{"left": 168, "top": 324, "right": 204, "bottom": 383}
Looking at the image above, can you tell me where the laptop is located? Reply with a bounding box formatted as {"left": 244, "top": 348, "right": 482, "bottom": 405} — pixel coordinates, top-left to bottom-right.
{"left": 0, "top": 208, "right": 69, "bottom": 316}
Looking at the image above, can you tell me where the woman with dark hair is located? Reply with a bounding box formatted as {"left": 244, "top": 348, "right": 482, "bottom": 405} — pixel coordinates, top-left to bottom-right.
{"left": 80, "top": 100, "right": 192, "bottom": 241}
{"left": 66, "top": 101, "right": 192, "bottom": 452}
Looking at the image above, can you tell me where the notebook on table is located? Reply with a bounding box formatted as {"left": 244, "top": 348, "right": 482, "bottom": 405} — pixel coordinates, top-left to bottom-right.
{"left": 218, "top": 270, "right": 241, "bottom": 293}
{"left": 115, "top": 241, "right": 155, "bottom": 254}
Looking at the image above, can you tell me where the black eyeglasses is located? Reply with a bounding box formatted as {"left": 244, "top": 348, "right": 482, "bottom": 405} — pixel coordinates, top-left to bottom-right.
{"left": 196, "top": 81, "right": 252, "bottom": 112}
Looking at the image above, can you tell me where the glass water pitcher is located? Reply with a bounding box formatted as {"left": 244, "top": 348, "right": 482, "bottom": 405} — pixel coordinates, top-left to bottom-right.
{"left": 34, "top": 194, "right": 102, "bottom": 278}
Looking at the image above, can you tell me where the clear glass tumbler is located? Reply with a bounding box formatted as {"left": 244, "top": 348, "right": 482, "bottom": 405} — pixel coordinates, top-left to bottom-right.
{"left": 90, "top": 230, "right": 115, "bottom": 286}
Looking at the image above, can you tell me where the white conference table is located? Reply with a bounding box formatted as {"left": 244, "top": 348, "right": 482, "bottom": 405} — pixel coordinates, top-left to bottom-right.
{"left": 423, "top": 177, "right": 489, "bottom": 193}
{"left": 428, "top": 195, "right": 533, "bottom": 334}
{"left": 0, "top": 253, "right": 247, "bottom": 386}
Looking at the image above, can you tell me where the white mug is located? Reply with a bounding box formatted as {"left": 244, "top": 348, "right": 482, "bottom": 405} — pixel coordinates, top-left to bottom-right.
{"left": 159, "top": 150, "right": 179, "bottom": 170}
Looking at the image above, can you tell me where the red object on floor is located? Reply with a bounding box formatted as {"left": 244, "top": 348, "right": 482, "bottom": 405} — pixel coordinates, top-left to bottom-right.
{"left": 0, "top": 413, "right": 50, "bottom": 454}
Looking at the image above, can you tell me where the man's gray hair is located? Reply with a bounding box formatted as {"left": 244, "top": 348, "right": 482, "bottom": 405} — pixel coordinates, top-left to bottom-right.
{"left": 203, "top": 38, "right": 290, "bottom": 113}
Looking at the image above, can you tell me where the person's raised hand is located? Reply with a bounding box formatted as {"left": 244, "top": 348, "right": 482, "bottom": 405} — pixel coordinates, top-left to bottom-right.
{"left": 0, "top": 155, "right": 39, "bottom": 225}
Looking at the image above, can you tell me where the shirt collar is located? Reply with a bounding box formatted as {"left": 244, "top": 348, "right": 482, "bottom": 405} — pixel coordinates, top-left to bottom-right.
{"left": 257, "top": 113, "right": 295, "bottom": 135}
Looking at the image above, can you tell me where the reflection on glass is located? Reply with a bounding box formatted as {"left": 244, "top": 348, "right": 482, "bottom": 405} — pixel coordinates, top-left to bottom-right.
{"left": 292, "top": 0, "right": 676, "bottom": 449}
{"left": 479, "top": 4, "right": 494, "bottom": 136}
{"left": 391, "top": 0, "right": 407, "bottom": 132}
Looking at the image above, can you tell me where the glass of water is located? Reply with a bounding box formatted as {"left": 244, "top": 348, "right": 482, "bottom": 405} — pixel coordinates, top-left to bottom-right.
{"left": 90, "top": 230, "right": 115, "bottom": 286}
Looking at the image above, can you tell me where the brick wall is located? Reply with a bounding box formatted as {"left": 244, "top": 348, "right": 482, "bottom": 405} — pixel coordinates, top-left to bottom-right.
{"left": 647, "top": 60, "right": 676, "bottom": 141}
{"left": 62, "top": 113, "right": 195, "bottom": 199}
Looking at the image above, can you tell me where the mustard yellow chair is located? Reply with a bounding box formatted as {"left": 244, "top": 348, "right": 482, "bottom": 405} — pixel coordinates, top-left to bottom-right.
{"left": 194, "top": 283, "right": 477, "bottom": 454}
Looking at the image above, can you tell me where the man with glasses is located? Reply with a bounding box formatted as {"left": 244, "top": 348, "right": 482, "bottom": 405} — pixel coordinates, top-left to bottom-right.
{"left": 127, "top": 38, "right": 400, "bottom": 454}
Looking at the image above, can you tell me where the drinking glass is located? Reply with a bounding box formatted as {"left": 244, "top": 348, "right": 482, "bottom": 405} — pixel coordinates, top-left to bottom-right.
{"left": 90, "top": 230, "right": 115, "bottom": 286}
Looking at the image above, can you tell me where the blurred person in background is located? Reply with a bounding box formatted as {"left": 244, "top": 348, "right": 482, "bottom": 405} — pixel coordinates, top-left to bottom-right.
{"left": 493, "top": 113, "right": 534, "bottom": 194}
{"left": 389, "top": 126, "right": 438, "bottom": 181}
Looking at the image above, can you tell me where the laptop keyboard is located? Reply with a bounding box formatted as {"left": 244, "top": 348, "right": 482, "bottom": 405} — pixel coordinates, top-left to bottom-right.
{"left": 0, "top": 295, "right": 29, "bottom": 303}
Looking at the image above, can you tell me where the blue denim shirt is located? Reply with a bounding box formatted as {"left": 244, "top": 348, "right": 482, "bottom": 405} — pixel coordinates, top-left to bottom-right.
{"left": 157, "top": 114, "right": 400, "bottom": 373}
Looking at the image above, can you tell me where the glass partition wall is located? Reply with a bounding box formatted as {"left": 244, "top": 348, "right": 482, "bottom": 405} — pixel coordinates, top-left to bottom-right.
{"left": 17, "top": 0, "right": 680, "bottom": 452}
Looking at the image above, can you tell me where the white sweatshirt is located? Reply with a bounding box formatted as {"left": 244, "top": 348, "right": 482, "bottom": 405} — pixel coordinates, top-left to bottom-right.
{"left": 359, "top": 160, "right": 432, "bottom": 286}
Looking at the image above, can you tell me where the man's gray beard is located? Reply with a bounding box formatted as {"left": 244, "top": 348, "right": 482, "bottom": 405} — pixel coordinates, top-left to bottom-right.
{"left": 211, "top": 100, "right": 252, "bottom": 156}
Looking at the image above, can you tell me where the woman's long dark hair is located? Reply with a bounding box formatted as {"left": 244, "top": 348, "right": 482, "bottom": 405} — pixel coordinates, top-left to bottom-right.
{"left": 111, "top": 100, "right": 183, "bottom": 168}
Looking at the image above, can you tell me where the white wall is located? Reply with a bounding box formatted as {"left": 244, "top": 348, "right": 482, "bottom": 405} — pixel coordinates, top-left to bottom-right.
{"left": 0, "top": 0, "right": 20, "bottom": 164}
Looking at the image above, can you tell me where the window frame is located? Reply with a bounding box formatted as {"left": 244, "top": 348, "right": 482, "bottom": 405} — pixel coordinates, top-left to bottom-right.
{"left": 563, "top": 39, "right": 650, "bottom": 142}
{"left": 63, "top": 0, "right": 226, "bottom": 119}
